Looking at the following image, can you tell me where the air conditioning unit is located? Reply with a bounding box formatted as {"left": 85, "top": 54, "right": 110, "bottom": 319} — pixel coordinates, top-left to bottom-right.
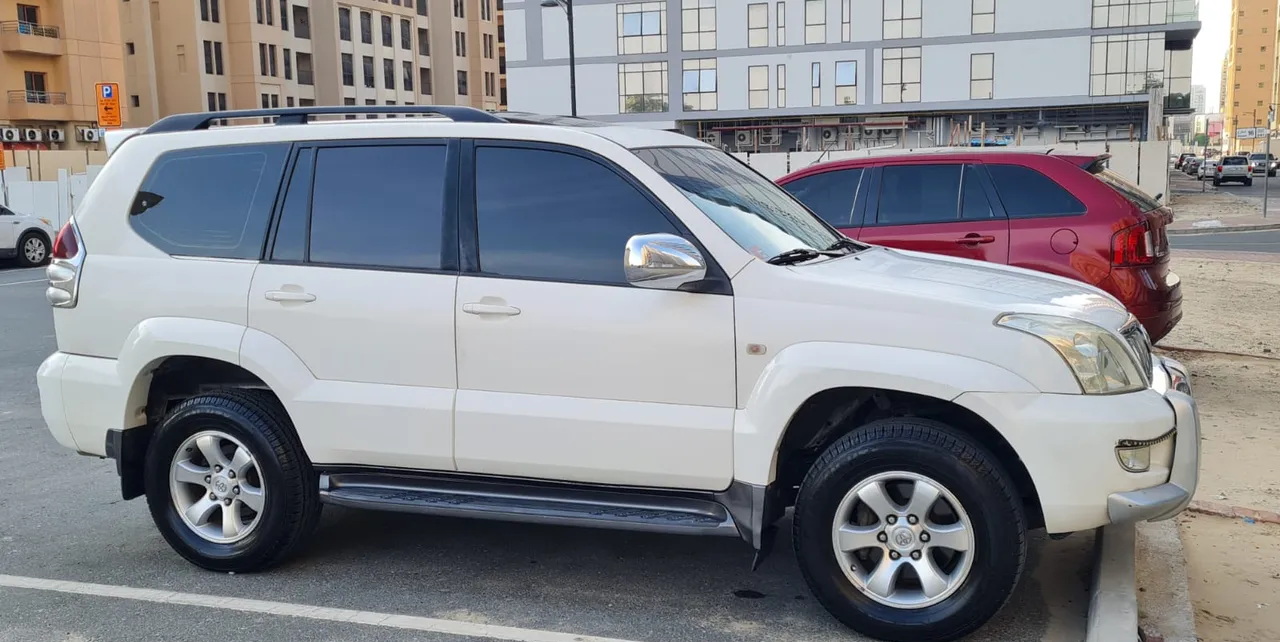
{"left": 820, "top": 127, "right": 840, "bottom": 143}
{"left": 46, "top": 128, "right": 66, "bottom": 143}
{"left": 77, "top": 127, "right": 101, "bottom": 142}
{"left": 701, "top": 130, "right": 721, "bottom": 146}
{"left": 734, "top": 130, "right": 755, "bottom": 146}
{"left": 21, "top": 128, "right": 43, "bottom": 142}
{"left": 879, "top": 128, "right": 897, "bottom": 136}
{"left": 0, "top": 127, "right": 18, "bottom": 143}
{"left": 862, "top": 127, "right": 877, "bottom": 137}
{"left": 758, "top": 128, "right": 781, "bottom": 146}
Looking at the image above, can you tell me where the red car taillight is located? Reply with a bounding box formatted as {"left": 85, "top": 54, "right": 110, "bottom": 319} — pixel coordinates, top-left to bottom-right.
{"left": 1111, "top": 222, "right": 1155, "bottom": 267}
{"left": 46, "top": 218, "right": 85, "bottom": 308}
{"left": 1216, "top": 165, "right": 1224, "bottom": 172}
{"left": 51, "top": 221, "right": 79, "bottom": 259}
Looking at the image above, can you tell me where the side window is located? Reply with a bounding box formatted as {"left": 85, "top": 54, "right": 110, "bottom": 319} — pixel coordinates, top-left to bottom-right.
{"left": 960, "top": 164, "right": 995, "bottom": 220}
{"left": 129, "top": 143, "right": 290, "bottom": 259}
{"left": 874, "top": 164, "right": 961, "bottom": 225}
{"left": 269, "top": 148, "right": 314, "bottom": 262}
{"left": 986, "top": 164, "right": 1087, "bottom": 218}
{"left": 474, "top": 145, "right": 679, "bottom": 284}
{"left": 308, "top": 145, "right": 449, "bottom": 269}
{"left": 781, "top": 168, "right": 863, "bottom": 227}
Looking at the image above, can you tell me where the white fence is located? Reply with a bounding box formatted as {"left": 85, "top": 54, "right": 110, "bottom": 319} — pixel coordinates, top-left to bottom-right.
{"left": 2, "top": 165, "right": 101, "bottom": 229}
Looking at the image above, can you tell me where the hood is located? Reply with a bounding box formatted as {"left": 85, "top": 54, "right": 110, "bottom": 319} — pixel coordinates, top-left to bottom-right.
{"left": 797, "top": 246, "right": 1132, "bottom": 332}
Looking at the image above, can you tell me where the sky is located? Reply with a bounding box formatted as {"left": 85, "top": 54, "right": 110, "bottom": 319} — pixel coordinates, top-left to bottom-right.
{"left": 1193, "top": 0, "right": 1231, "bottom": 112}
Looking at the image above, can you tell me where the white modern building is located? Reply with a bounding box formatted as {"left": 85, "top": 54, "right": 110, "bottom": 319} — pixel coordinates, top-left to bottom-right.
{"left": 1190, "top": 84, "right": 1206, "bottom": 113}
{"left": 504, "top": 0, "right": 1199, "bottom": 151}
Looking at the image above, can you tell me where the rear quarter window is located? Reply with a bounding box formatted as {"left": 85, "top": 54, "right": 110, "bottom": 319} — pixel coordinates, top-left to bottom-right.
{"left": 985, "top": 164, "right": 1086, "bottom": 218}
{"left": 129, "top": 143, "right": 291, "bottom": 259}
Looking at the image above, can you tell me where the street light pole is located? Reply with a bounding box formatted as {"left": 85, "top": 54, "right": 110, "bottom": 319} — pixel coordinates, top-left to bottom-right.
{"left": 540, "top": 0, "right": 577, "bottom": 116}
{"left": 1265, "top": 105, "right": 1274, "bottom": 219}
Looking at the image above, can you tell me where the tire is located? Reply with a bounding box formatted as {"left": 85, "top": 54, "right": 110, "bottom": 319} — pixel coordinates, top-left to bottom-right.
{"left": 1246, "top": 178, "right": 1254, "bottom": 186}
{"left": 793, "top": 418, "right": 1026, "bottom": 642}
{"left": 144, "top": 389, "right": 320, "bottom": 572}
{"left": 16, "top": 231, "right": 49, "bottom": 267}
{"left": 1212, "top": 179, "right": 1220, "bottom": 186}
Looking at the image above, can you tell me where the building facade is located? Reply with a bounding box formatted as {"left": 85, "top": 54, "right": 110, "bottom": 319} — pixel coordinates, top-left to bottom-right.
{"left": 121, "top": 0, "right": 501, "bottom": 128}
{"left": 1, "top": 0, "right": 126, "bottom": 150}
{"left": 1223, "top": 0, "right": 1274, "bottom": 152}
{"left": 506, "top": 0, "right": 1198, "bottom": 151}
{"left": 1190, "top": 83, "right": 1204, "bottom": 113}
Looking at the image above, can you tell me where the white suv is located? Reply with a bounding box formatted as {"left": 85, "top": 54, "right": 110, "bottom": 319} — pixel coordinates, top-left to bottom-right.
{"left": 37, "top": 106, "right": 1199, "bottom": 642}
{"left": 1, "top": 204, "right": 55, "bottom": 267}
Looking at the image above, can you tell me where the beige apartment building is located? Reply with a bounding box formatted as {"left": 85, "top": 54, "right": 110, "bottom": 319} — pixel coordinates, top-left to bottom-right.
{"left": 121, "top": 0, "right": 501, "bottom": 128}
{"left": 1223, "top": 0, "right": 1277, "bottom": 152}
{"left": 0, "top": 0, "right": 126, "bottom": 150}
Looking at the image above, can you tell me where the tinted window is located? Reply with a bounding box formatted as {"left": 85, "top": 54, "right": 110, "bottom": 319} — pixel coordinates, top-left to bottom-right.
{"left": 875, "top": 164, "right": 961, "bottom": 225}
{"left": 130, "top": 143, "right": 289, "bottom": 259}
{"left": 782, "top": 168, "right": 862, "bottom": 227}
{"left": 309, "top": 145, "right": 448, "bottom": 269}
{"left": 1226, "top": 156, "right": 1249, "bottom": 165}
{"left": 270, "top": 148, "right": 314, "bottom": 262}
{"left": 960, "top": 165, "right": 995, "bottom": 219}
{"left": 987, "top": 164, "right": 1086, "bottom": 218}
{"left": 1093, "top": 168, "right": 1162, "bottom": 212}
{"left": 475, "top": 146, "right": 679, "bottom": 284}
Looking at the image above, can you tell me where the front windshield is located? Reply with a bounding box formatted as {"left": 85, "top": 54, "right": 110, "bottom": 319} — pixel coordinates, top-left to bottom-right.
{"left": 633, "top": 146, "right": 849, "bottom": 261}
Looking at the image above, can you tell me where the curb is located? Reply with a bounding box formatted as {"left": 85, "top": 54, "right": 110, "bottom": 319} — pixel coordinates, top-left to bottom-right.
{"left": 1186, "top": 499, "right": 1280, "bottom": 524}
{"left": 1156, "top": 346, "right": 1280, "bottom": 361}
{"left": 1168, "top": 222, "right": 1280, "bottom": 235}
{"left": 1086, "top": 523, "right": 1138, "bottom": 642}
{"left": 1135, "top": 520, "right": 1197, "bottom": 642}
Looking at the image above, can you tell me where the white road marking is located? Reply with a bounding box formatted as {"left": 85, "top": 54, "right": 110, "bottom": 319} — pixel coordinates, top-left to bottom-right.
{"left": 0, "top": 573, "right": 646, "bottom": 642}
{"left": 0, "top": 279, "right": 45, "bottom": 287}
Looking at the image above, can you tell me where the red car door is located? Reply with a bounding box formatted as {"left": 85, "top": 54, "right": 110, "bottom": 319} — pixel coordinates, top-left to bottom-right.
{"left": 856, "top": 162, "right": 1010, "bottom": 263}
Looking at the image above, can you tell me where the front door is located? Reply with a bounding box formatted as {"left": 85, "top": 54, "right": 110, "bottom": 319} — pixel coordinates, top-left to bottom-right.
{"left": 856, "top": 163, "right": 1010, "bottom": 264}
{"left": 453, "top": 141, "right": 737, "bottom": 491}
{"left": 247, "top": 141, "right": 459, "bottom": 471}
{"left": 0, "top": 207, "right": 17, "bottom": 252}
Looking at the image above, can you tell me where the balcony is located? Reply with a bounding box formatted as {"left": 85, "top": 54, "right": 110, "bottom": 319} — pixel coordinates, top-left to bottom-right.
{"left": 0, "top": 21, "right": 64, "bottom": 56}
{"left": 7, "top": 90, "right": 72, "bottom": 121}
{"left": 1164, "top": 0, "right": 1199, "bottom": 50}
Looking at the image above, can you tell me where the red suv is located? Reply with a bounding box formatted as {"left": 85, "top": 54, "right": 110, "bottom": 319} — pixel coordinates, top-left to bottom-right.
{"left": 778, "top": 152, "right": 1181, "bottom": 341}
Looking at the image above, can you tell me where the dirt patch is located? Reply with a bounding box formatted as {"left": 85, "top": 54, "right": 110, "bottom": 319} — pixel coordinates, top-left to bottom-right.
{"left": 1160, "top": 256, "right": 1280, "bottom": 357}
{"left": 1178, "top": 513, "right": 1280, "bottom": 642}
{"left": 1168, "top": 190, "right": 1260, "bottom": 223}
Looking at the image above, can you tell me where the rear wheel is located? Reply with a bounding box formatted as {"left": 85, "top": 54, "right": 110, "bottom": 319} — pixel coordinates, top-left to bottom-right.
{"left": 17, "top": 232, "right": 48, "bottom": 267}
{"left": 793, "top": 418, "right": 1026, "bottom": 642}
{"left": 1246, "top": 178, "right": 1254, "bottom": 186}
{"left": 1212, "top": 178, "right": 1220, "bottom": 186}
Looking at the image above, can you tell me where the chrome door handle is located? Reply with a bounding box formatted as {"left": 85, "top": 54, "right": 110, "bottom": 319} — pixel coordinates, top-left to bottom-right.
{"left": 264, "top": 290, "right": 316, "bottom": 303}
{"left": 462, "top": 302, "right": 521, "bottom": 316}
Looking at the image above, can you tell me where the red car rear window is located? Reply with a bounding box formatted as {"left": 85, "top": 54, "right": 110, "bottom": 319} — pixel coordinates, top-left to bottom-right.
{"left": 1091, "top": 168, "right": 1162, "bottom": 212}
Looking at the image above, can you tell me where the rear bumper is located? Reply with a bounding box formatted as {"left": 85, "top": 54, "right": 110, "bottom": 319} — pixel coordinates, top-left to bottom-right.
{"left": 1101, "top": 269, "right": 1182, "bottom": 343}
{"left": 36, "top": 351, "right": 128, "bottom": 457}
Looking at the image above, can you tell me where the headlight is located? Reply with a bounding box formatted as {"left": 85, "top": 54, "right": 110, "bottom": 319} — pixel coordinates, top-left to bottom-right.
{"left": 997, "top": 313, "right": 1146, "bottom": 394}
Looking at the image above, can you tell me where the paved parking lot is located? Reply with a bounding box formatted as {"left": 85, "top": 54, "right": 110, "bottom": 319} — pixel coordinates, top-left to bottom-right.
{"left": 0, "top": 262, "right": 1091, "bottom": 642}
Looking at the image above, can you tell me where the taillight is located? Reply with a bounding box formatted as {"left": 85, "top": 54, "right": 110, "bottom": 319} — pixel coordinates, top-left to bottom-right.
{"left": 1216, "top": 165, "right": 1223, "bottom": 172}
{"left": 1111, "top": 223, "right": 1155, "bottom": 267}
{"left": 46, "top": 218, "right": 84, "bottom": 308}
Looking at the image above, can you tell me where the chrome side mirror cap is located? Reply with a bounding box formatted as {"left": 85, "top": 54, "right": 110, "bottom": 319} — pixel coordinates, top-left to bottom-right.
{"left": 624, "top": 233, "right": 707, "bottom": 290}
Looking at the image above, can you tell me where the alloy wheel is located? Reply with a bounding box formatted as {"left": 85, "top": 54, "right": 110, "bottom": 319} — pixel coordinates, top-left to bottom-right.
{"left": 170, "top": 430, "right": 266, "bottom": 544}
{"left": 23, "top": 236, "right": 46, "bottom": 264}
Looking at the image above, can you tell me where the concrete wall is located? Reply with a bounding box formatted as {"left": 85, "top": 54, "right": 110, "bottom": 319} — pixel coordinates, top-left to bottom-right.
{"left": 3, "top": 149, "right": 108, "bottom": 181}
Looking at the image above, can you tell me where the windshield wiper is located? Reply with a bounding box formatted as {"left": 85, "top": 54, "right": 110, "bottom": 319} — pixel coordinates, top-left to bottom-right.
{"left": 825, "top": 238, "right": 867, "bottom": 253}
{"left": 766, "top": 248, "right": 826, "bottom": 265}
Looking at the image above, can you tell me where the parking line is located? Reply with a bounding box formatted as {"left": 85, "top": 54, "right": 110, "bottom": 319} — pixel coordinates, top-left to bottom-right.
{"left": 0, "top": 573, "right": 647, "bottom": 642}
{"left": 0, "top": 279, "right": 45, "bottom": 287}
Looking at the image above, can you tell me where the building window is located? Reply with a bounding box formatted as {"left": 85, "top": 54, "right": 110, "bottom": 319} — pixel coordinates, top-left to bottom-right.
{"left": 417, "top": 0, "right": 428, "bottom": 16}
{"left": 748, "top": 3, "right": 768, "bottom": 47}
{"left": 748, "top": 65, "right": 769, "bottom": 108}
{"left": 419, "top": 28, "right": 430, "bottom": 55}
{"left": 271, "top": 94, "right": 280, "bottom": 108}
{"left": 360, "top": 11, "right": 372, "bottom": 44}
{"left": 200, "top": 0, "right": 210, "bottom": 21}
{"left": 294, "top": 4, "right": 310, "bottom": 37}
{"left": 481, "top": 0, "right": 493, "bottom": 20}
{"left": 683, "top": 0, "right": 716, "bottom": 51}
{"left": 404, "top": 61, "right": 415, "bottom": 91}
{"left": 363, "top": 55, "right": 375, "bottom": 88}
{"left": 457, "top": 70, "right": 468, "bottom": 95}
{"left": 259, "top": 43, "right": 269, "bottom": 76}
{"left": 261, "top": 93, "right": 270, "bottom": 108}
{"left": 682, "top": 58, "right": 717, "bottom": 110}
{"left": 203, "top": 40, "right": 214, "bottom": 74}
{"left": 970, "top": 52, "right": 993, "bottom": 99}
{"left": 972, "top": 0, "right": 994, "bottom": 34}
{"left": 218, "top": 93, "right": 227, "bottom": 110}
{"left": 1092, "top": 0, "right": 1169, "bottom": 28}
{"left": 420, "top": 67, "right": 433, "bottom": 94}
{"left": 287, "top": 96, "right": 294, "bottom": 107}
{"left": 339, "top": 8, "right": 351, "bottom": 40}
{"left": 342, "top": 53, "right": 354, "bottom": 86}
{"left": 618, "top": 61, "right": 668, "bottom": 112}
{"left": 455, "top": 31, "right": 466, "bottom": 56}
{"left": 382, "top": 15, "right": 393, "bottom": 47}
{"left": 269, "top": 44, "right": 278, "bottom": 77}
{"left": 883, "top": 0, "right": 921, "bottom": 39}
{"left": 487, "top": 71, "right": 497, "bottom": 96}
{"left": 805, "top": 0, "right": 824, "bottom": 44}
{"left": 1163, "top": 47, "right": 1191, "bottom": 110}
{"left": 401, "top": 18, "right": 412, "bottom": 49}
{"left": 882, "top": 46, "right": 921, "bottom": 102}
{"left": 841, "top": 0, "right": 852, "bottom": 40}
{"left": 200, "top": 0, "right": 222, "bottom": 22}
{"left": 384, "top": 58, "right": 395, "bottom": 89}
{"left": 131, "top": 95, "right": 141, "bottom": 108}
{"left": 454, "top": 0, "right": 465, "bottom": 18}
{"left": 266, "top": 0, "right": 273, "bottom": 25}
{"left": 214, "top": 42, "right": 224, "bottom": 75}
{"left": 835, "top": 60, "right": 856, "bottom": 104}
{"left": 284, "top": 47, "right": 293, "bottom": 79}
{"left": 811, "top": 61, "right": 820, "bottom": 105}
{"left": 617, "top": 2, "right": 666, "bottom": 54}
{"left": 280, "top": 0, "right": 289, "bottom": 30}
{"left": 126, "top": 42, "right": 135, "bottom": 55}
{"left": 777, "top": 64, "right": 786, "bottom": 106}
{"left": 776, "top": 1, "right": 786, "bottom": 45}
{"left": 1089, "top": 34, "right": 1163, "bottom": 96}
{"left": 1234, "top": 83, "right": 1241, "bottom": 89}
{"left": 211, "top": 0, "right": 220, "bottom": 22}
{"left": 256, "top": 0, "right": 264, "bottom": 23}
{"left": 208, "top": 92, "right": 217, "bottom": 112}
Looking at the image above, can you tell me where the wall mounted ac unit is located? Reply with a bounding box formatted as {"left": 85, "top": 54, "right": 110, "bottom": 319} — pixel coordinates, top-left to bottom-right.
{"left": 758, "top": 128, "right": 781, "bottom": 146}
{"left": 701, "top": 130, "right": 721, "bottom": 146}
{"left": 21, "top": 128, "right": 43, "bottom": 142}
{"left": 77, "top": 127, "right": 101, "bottom": 142}
{"left": 0, "top": 127, "right": 18, "bottom": 143}
{"left": 820, "top": 127, "right": 840, "bottom": 143}
{"left": 46, "top": 128, "right": 66, "bottom": 142}
{"left": 862, "top": 127, "right": 877, "bottom": 137}
{"left": 735, "top": 130, "right": 755, "bottom": 146}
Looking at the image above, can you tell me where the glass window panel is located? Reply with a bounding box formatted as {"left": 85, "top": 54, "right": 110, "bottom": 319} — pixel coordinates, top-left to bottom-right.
{"left": 885, "top": 0, "right": 902, "bottom": 20}
{"left": 903, "top": 19, "right": 920, "bottom": 38}
{"left": 904, "top": 0, "right": 920, "bottom": 17}
{"left": 701, "top": 68, "right": 717, "bottom": 91}
{"left": 884, "top": 58, "right": 901, "bottom": 83}
{"left": 903, "top": 57, "right": 920, "bottom": 82}
{"left": 902, "top": 83, "right": 920, "bottom": 102}
{"left": 701, "top": 32, "right": 716, "bottom": 48}
{"left": 973, "top": 0, "right": 994, "bottom": 12}
{"left": 973, "top": 13, "right": 994, "bottom": 33}
{"left": 642, "top": 11, "right": 660, "bottom": 33}
{"left": 623, "top": 13, "right": 641, "bottom": 35}
{"left": 836, "top": 85, "right": 856, "bottom": 104}
{"left": 836, "top": 61, "right": 856, "bottom": 85}
{"left": 806, "top": 24, "right": 824, "bottom": 42}
{"left": 884, "top": 20, "right": 901, "bottom": 39}
{"left": 971, "top": 53, "right": 993, "bottom": 78}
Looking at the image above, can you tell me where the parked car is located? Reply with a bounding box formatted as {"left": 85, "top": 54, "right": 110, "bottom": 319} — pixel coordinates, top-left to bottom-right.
{"left": 1174, "top": 152, "right": 1194, "bottom": 170}
{"left": 0, "top": 204, "right": 55, "bottom": 267}
{"left": 1212, "top": 155, "right": 1253, "bottom": 186}
{"left": 1182, "top": 157, "right": 1202, "bottom": 175}
{"left": 37, "top": 106, "right": 1199, "bottom": 642}
{"left": 1248, "top": 153, "right": 1277, "bottom": 176}
{"left": 778, "top": 152, "right": 1182, "bottom": 342}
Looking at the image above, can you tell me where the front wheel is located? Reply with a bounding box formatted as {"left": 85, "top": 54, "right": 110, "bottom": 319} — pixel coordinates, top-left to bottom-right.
{"left": 793, "top": 418, "right": 1027, "bottom": 642}
{"left": 17, "top": 232, "right": 49, "bottom": 267}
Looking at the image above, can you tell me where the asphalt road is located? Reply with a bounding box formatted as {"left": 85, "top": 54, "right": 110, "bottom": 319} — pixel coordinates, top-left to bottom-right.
{"left": 0, "top": 263, "right": 1091, "bottom": 642}
{"left": 1172, "top": 229, "right": 1280, "bottom": 253}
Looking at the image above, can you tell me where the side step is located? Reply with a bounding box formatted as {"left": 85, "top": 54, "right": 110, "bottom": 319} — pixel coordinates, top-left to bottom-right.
{"left": 319, "top": 472, "right": 740, "bottom": 537}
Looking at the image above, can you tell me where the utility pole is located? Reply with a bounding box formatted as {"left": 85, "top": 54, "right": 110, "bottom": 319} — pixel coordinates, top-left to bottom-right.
{"left": 1266, "top": 105, "right": 1274, "bottom": 219}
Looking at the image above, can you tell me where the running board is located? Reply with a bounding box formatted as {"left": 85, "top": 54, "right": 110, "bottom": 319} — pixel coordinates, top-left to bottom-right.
{"left": 319, "top": 472, "right": 740, "bottom": 537}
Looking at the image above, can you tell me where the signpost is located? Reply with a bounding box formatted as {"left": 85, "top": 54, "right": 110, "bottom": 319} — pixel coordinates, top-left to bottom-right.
{"left": 95, "top": 82, "right": 121, "bottom": 129}
{"left": 1265, "top": 106, "right": 1274, "bottom": 220}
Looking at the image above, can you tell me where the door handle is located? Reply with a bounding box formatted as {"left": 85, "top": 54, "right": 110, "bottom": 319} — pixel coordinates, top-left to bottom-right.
{"left": 264, "top": 290, "right": 316, "bottom": 303}
{"left": 462, "top": 302, "right": 521, "bottom": 316}
{"left": 954, "top": 234, "right": 996, "bottom": 245}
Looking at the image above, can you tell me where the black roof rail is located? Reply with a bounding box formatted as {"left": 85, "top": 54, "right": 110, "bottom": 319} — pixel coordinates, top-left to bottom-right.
{"left": 143, "top": 105, "right": 505, "bottom": 134}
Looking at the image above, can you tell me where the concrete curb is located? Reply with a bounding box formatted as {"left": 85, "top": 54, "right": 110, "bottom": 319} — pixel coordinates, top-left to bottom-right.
{"left": 1135, "top": 520, "right": 1197, "bottom": 642}
{"left": 1168, "top": 222, "right": 1280, "bottom": 235}
{"left": 1086, "top": 523, "right": 1138, "bottom": 642}
{"left": 1186, "top": 499, "right": 1280, "bottom": 524}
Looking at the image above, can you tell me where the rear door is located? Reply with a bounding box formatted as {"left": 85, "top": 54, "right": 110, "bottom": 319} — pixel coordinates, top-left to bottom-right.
{"left": 983, "top": 163, "right": 1089, "bottom": 270}
{"left": 856, "top": 162, "right": 1010, "bottom": 263}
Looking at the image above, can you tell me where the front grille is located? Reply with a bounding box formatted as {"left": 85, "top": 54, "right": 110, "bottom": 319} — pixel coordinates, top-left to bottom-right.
{"left": 1122, "top": 324, "right": 1154, "bottom": 376}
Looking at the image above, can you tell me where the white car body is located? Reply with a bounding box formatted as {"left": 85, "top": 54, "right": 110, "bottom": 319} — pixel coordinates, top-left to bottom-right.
{"left": 0, "top": 203, "right": 56, "bottom": 266}
{"left": 35, "top": 107, "right": 1201, "bottom": 641}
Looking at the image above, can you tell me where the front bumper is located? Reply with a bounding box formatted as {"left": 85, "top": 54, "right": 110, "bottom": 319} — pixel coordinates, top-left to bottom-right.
{"left": 1106, "top": 357, "right": 1199, "bottom": 523}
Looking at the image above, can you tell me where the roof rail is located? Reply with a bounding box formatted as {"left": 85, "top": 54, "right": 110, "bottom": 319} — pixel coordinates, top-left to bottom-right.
{"left": 142, "top": 105, "right": 505, "bottom": 134}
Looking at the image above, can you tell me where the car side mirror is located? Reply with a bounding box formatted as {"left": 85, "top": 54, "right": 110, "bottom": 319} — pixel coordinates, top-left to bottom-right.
{"left": 624, "top": 233, "right": 707, "bottom": 290}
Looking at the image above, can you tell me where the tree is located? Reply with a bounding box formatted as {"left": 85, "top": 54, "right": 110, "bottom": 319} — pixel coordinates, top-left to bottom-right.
{"left": 1193, "top": 133, "right": 1209, "bottom": 147}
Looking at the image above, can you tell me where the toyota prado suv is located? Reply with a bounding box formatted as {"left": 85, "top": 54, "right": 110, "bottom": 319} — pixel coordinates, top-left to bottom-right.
{"left": 37, "top": 106, "right": 1200, "bottom": 642}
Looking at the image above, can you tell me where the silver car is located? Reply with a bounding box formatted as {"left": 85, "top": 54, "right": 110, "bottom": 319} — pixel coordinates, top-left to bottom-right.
{"left": 1248, "top": 153, "right": 1277, "bottom": 177}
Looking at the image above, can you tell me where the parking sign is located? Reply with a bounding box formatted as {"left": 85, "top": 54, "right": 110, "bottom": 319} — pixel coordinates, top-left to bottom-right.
{"left": 96, "top": 82, "right": 121, "bottom": 128}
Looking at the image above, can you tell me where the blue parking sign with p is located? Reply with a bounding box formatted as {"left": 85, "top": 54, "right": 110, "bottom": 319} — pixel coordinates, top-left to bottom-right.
{"left": 102, "top": 85, "right": 114, "bottom": 99}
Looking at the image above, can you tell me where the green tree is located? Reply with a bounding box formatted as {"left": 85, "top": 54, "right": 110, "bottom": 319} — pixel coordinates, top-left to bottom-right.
{"left": 1193, "top": 133, "right": 1209, "bottom": 146}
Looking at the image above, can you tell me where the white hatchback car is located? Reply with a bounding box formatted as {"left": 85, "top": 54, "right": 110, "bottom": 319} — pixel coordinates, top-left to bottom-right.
{"left": 0, "top": 204, "right": 55, "bottom": 267}
{"left": 37, "top": 106, "right": 1200, "bottom": 642}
